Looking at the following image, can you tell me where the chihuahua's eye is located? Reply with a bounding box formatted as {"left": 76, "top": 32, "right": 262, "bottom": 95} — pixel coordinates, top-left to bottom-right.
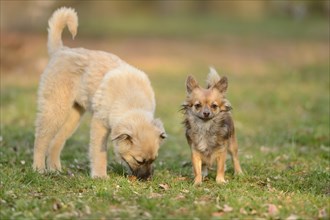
{"left": 211, "top": 103, "right": 218, "bottom": 109}
{"left": 194, "top": 103, "right": 201, "bottom": 109}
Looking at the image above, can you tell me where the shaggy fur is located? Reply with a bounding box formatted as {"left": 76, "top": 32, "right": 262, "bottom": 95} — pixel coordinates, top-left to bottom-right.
{"left": 33, "top": 7, "right": 166, "bottom": 180}
{"left": 182, "top": 68, "right": 243, "bottom": 185}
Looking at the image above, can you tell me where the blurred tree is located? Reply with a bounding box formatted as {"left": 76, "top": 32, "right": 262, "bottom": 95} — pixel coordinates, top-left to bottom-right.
{"left": 1, "top": 0, "right": 328, "bottom": 32}
{"left": 1, "top": 1, "right": 55, "bottom": 31}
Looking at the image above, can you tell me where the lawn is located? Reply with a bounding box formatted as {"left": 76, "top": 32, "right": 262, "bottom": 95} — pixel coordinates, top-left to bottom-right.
{"left": 0, "top": 13, "right": 329, "bottom": 219}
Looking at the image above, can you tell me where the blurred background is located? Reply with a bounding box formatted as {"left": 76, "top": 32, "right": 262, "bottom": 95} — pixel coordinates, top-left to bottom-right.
{"left": 1, "top": 0, "right": 329, "bottom": 78}
{"left": 1, "top": 0, "right": 329, "bottom": 164}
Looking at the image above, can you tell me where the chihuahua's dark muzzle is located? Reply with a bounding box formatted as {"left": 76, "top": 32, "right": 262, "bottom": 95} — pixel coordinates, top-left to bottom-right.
{"left": 201, "top": 107, "right": 212, "bottom": 120}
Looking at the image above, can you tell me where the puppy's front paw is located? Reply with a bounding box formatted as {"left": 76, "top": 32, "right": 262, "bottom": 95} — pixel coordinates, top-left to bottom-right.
{"left": 32, "top": 163, "right": 46, "bottom": 174}
{"left": 216, "top": 177, "right": 227, "bottom": 184}
{"left": 91, "top": 173, "right": 109, "bottom": 179}
{"left": 47, "top": 161, "right": 62, "bottom": 172}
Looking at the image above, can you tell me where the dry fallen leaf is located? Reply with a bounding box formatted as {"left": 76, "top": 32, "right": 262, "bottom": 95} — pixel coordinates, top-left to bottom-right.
{"left": 174, "top": 194, "right": 185, "bottom": 200}
{"left": 148, "top": 193, "right": 162, "bottom": 199}
{"left": 159, "top": 183, "right": 169, "bottom": 190}
{"left": 286, "top": 214, "right": 299, "bottom": 220}
{"left": 174, "top": 176, "right": 189, "bottom": 181}
{"left": 223, "top": 204, "right": 233, "bottom": 212}
{"left": 143, "top": 211, "right": 152, "bottom": 218}
{"left": 240, "top": 207, "right": 247, "bottom": 215}
{"left": 194, "top": 200, "right": 206, "bottom": 206}
{"left": 109, "top": 205, "right": 120, "bottom": 209}
{"left": 128, "top": 175, "right": 137, "bottom": 182}
{"left": 199, "top": 195, "right": 212, "bottom": 202}
{"left": 250, "top": 209, "right": 257, "bottom": 215}
{"left": 268, "top": 204, "right": 279, "bottom": 216}
{"left": 318, "top": 208, "right": 328, "bottom": 219}
{"left": 84, "top": 205, "right": 91, "bottom": 215}
{"left": 260, "top": 146, "right": 272, "bottom": 153}
{"left": 212, "top": 211, "right": 224, "bottom": 217}
{"left": 52, "top": 201, "right": 62, "bottom": 211}
{"left": 174, "top": 207, "right": 189, "bottom": 215}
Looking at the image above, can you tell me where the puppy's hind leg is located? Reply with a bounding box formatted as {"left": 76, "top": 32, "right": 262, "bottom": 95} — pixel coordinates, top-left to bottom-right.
{"left": 33, "top": 78, "right": 77, "bottom": 173}
{"left": 47, "top": 103, "right": 85, "bottom": 172}
{"left": 228, "top": 133, "right": 243, "bottom": 175}
{"left": 33, "top": 127, "right": 54, "bottom": 173}
{"left": 33, "top": 104, "right": 71, "bottom": 173}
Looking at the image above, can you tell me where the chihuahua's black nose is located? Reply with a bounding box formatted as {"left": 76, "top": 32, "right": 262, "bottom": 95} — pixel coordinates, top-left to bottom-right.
{"left": 203, "top": 112, "right": 210, "bottom": 117}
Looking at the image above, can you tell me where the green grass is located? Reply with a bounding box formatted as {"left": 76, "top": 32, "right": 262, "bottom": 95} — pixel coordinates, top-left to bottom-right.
{"left": 1, "top": 15, "right": 329, "bottom": 219}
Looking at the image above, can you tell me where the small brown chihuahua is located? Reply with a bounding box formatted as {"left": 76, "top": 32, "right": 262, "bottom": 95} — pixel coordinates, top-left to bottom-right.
{"left": 182, "top": 68, "right": 243, "bottom": 185}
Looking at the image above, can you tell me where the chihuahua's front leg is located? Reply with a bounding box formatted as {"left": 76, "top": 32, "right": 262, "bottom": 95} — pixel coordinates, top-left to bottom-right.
{"left": 191, "top": 149, "right": 203, "bottom": 185}
{"left": 228, "top": 133, "right": 243, "bottom": 175}
{"left": 216, "top": 148, "right": 227, "bottom": 184}
{"left": 89, "top": 117, "right": 109, "bottom": 178}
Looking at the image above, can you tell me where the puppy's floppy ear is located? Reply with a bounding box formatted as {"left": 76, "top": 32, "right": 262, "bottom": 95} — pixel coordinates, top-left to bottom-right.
{"left": 111, "top": 133, "right": 132, "bottom": 142}
{"left": 152, "top": 118, "right": 167, "bottom": 140}
{"left": 186, "top": 75, "right": 199, "bottom": 94}
{"left": 111, "top": 125, "right": 132, "bottom": 142}
{"left": 213, "top": 76, "right": 228, "bottom": 93}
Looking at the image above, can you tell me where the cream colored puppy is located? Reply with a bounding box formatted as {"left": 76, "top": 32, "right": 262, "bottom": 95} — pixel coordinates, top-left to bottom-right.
{"left": 33, "top": 7, "right": 166, "bottom": 180}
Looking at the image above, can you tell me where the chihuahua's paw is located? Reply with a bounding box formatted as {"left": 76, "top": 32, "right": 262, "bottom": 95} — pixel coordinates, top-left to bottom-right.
{"left": 234, "top": 167, "right": 244, "bottom": 175}
{"left": 193, "top": 181, "right": 202, "bottom": 186}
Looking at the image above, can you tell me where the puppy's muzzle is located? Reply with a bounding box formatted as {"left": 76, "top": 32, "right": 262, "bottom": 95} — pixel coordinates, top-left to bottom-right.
{"left": 120, "top": 157, "right": 154, "bottom": 181}
{"left": 132, "top": 165, "right": 154, "bottom": 181}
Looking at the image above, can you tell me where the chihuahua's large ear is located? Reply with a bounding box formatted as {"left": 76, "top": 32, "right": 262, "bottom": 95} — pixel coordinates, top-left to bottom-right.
{"left": 186, "top": 75, "right": 199, "bottom": 94}
{"left": 213, "top": 76, "right": 228, "bottom": 93}
{"left": 153, "top": 118, "right": 167, "bottom": 140}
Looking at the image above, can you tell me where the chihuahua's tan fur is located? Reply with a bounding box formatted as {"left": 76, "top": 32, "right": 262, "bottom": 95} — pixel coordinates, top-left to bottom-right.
{"left": 182, "top": 68, "right": 243, "bottom": 185}
{"left": 33, "top": 7, "right": 166, "bottom": 180}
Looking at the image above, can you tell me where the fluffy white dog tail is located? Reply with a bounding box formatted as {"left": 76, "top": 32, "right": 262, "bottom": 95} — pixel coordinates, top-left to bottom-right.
{"left": 47, "top": 7, "right": 78, "bottom": 55}
{"left": 206, "top": 67, "right": 221, "bottom": 88}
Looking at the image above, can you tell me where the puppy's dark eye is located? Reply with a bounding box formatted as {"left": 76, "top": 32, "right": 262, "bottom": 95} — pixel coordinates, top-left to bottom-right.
{"left": 160, "top": 132, "right": 167, "bottom": 139}
{"left": 194, "top": 103, "right": 201, "bottom": 109}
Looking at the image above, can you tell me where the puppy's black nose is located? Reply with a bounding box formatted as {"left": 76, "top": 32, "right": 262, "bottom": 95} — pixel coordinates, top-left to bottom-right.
{"left": 203, "top": 112, "right": 210, "bottom": 117}
{"left": 133, "top": 165, "right": 154, "bottom": 181}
